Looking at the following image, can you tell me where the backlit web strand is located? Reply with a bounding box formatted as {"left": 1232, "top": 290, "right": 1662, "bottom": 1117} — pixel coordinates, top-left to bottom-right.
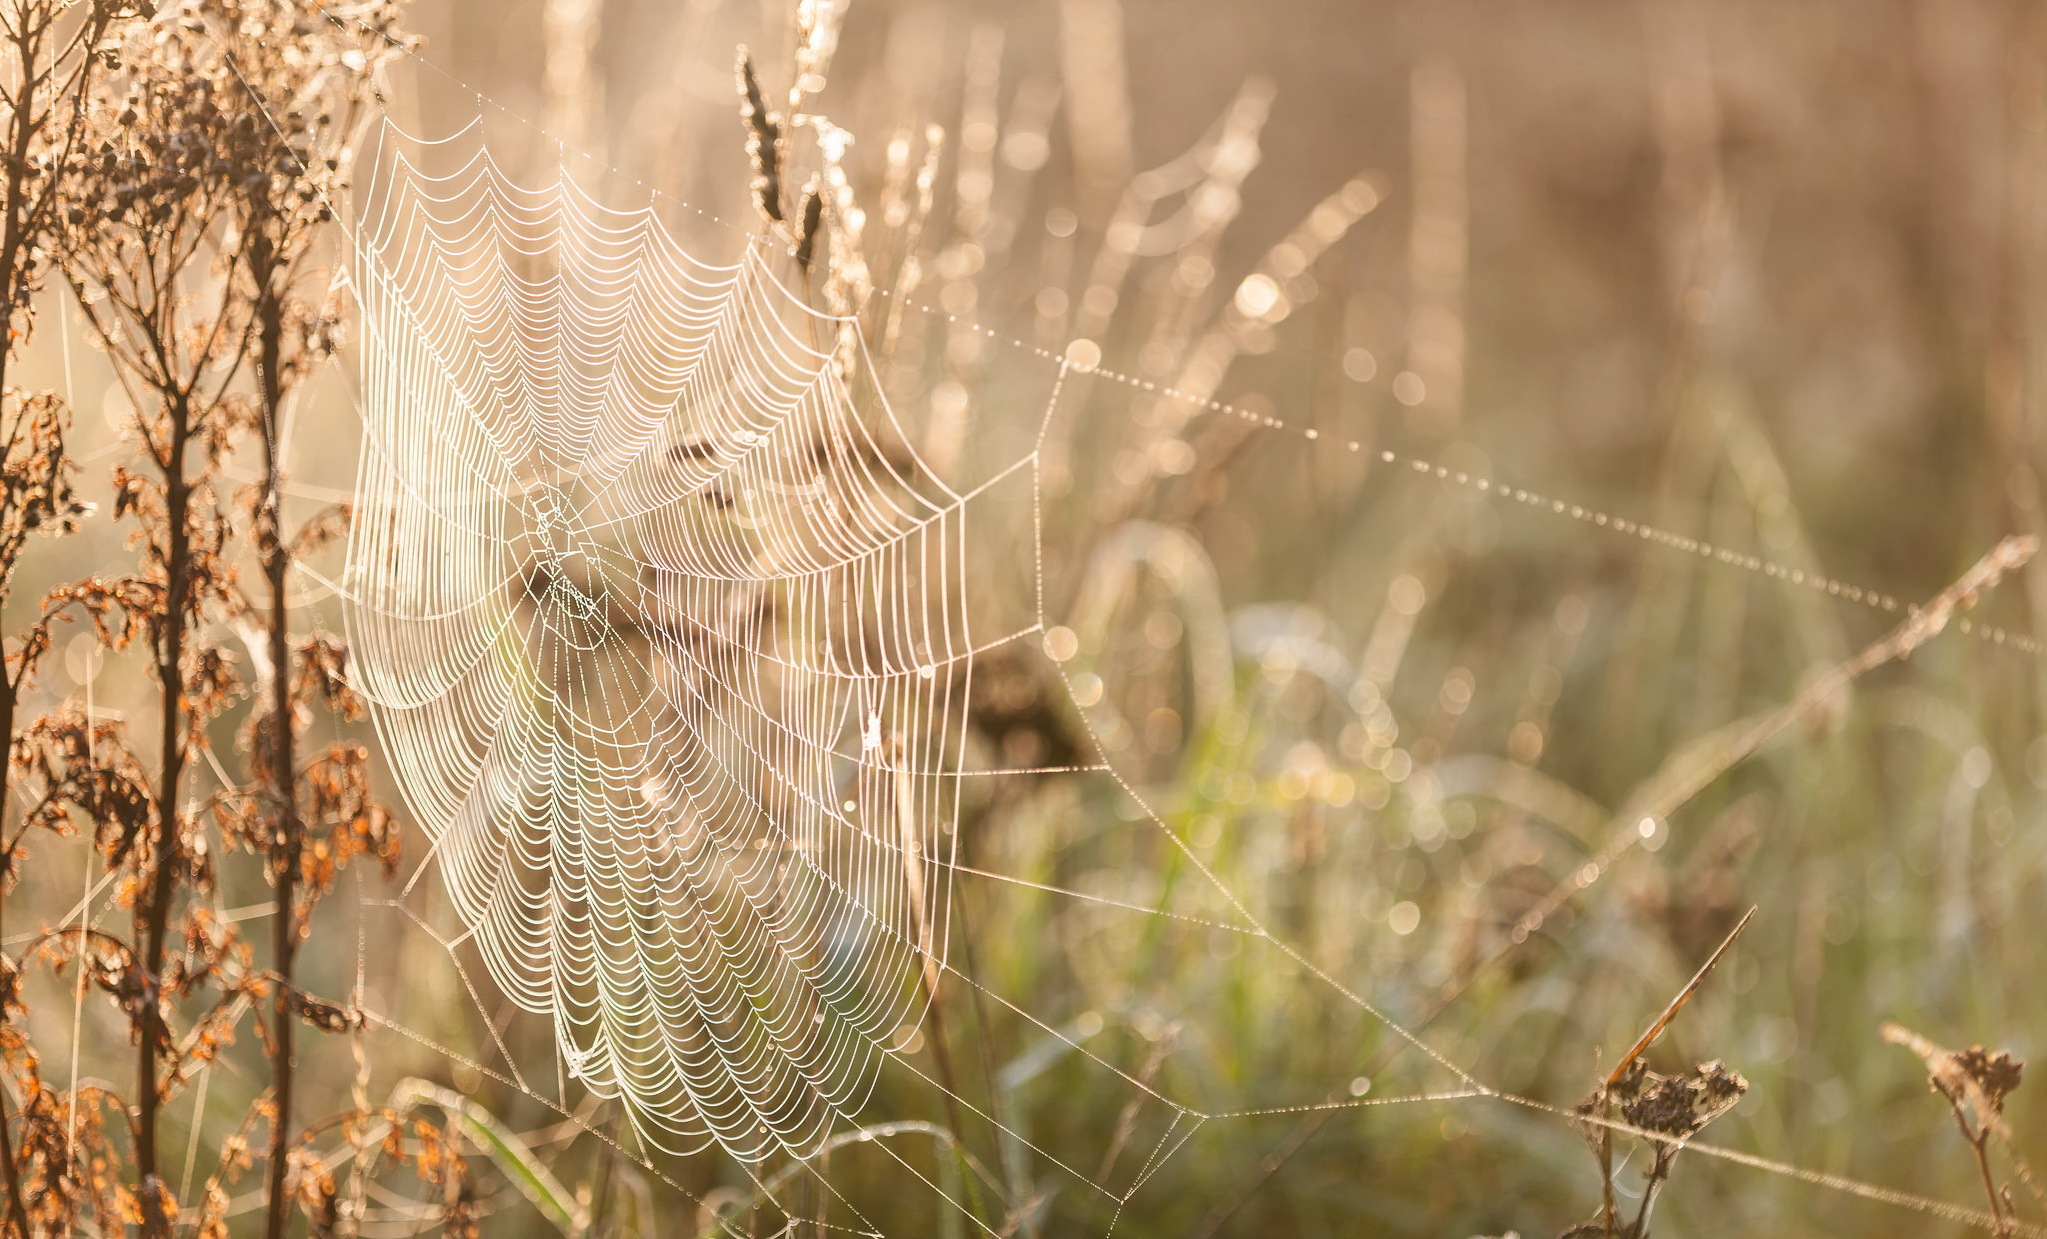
{"left": 343, "top": 118, "right": 995, "bottom": 1161}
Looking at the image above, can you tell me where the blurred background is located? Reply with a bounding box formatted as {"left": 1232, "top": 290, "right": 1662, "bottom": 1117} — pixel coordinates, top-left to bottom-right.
{"left": 15, "top": 0, "right": 2047, "bottom": 1234}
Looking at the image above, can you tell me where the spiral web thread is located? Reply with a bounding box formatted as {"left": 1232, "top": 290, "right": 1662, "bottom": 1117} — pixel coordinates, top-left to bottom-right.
{"left": 343, "top": 118, "right": 1044, "bottom": 1162}
{"left": 321, "top": 98, "right": 2044, "bottom": 1235}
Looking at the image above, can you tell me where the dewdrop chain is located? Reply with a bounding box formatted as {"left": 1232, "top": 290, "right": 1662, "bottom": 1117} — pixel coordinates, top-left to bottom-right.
{"left": 874, "top": 290, "right": 2041, "bottom": 657}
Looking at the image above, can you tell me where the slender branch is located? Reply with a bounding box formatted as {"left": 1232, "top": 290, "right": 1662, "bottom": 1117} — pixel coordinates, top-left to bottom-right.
{"left": 250, "top": 201, "right": 303, "bottom": 1239}
{"left": 1952, "top": 1106, "right": 2009, "bottom": 1234}
{"left": 0, "top": 3, "right": 114, "bottom": 1226}
{"left": 0, "top": 1086, "right": 29, "bottom": 1239}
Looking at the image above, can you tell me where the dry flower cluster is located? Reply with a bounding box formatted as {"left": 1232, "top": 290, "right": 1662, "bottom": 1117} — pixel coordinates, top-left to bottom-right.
{"left": 0, "top": 2, "right": 495, "bottom": 1236}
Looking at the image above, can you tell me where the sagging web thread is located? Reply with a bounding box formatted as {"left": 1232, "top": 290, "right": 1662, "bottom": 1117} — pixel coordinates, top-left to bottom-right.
{"left": 309, "top": 107, "right": 2047, "bottom": 1239}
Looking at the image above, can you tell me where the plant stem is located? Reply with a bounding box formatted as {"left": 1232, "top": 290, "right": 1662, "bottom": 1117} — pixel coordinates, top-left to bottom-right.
{"left": 137, "top": 395, "right": 194, "bottom": 1237}
{"left": 1597, "top": 1090, "right": 1616, "bottom": 1234}
{"left": 0, "top": 671, "right": 27, "bottom": 1239}
{"left": 893, "top": 758, "right": 989, "bottom": 1225}
{"left": 252, "top": 222, "right": 301, "bottom": 1239}
{"left": 0, "top": 24, "right": 38, "bottom": 1224}
{"left": 0, "top": 627, "right": 28, "bottom": 1239}
{"left": 0, "top": 1085, "right": 26, "bottom": 1239}
{"left": 1955, "top": 1108, "right": 2008, "bottom": 1235}
{"left": 1630, "top": 1172, "right": 1661, "bottom": 1239}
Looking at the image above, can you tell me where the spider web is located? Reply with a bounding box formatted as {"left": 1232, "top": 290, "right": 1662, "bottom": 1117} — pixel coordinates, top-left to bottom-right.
{"left": 343, "top": 119, "right": 1036, "bottom": 1163}
{"left": 306, "top": 67, "right": 2047, "bottom": 1239}
{"left": 0, "top": 10, "right": 2023, "bottom": 1233}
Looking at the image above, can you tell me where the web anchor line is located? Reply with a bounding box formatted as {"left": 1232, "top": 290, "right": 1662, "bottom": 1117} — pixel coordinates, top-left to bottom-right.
{"left": 876, "top": 289, "right": 2040, "bottom": 658}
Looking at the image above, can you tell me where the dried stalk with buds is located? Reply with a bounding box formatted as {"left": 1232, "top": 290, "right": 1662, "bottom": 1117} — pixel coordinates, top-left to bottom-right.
{"left": 57, "top": 14, "right": 262, "bottom": 1230}
{"left": 203, "top": 5, "right": 404, "bottom": 1235}
{"left": 1565, "top": 910, "right": 1754, "bottom": 1238}
{"left": 1885, "top": 1022, "right": 2039, "bottom": 1235}
{"left": 0, "top": 2, "right": 129, "bottom": 1233}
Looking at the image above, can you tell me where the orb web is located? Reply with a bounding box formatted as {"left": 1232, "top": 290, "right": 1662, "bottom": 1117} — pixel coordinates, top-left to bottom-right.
{"left": 342, "top": 122, "right": 1014, "bottom": 1160}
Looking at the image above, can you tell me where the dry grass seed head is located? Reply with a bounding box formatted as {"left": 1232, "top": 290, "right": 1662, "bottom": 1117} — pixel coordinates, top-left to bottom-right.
{"left": 737, "top": 46, "right": 784, "bottom": 225}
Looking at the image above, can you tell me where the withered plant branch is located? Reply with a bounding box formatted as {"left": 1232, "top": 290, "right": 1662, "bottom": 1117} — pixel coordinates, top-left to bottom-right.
{"left": 57, "top": 23, "right": 264, "bottom": 1228}
{"left": 211, "top": 11, "right": 403, "bottom": 1237}
{"left": 1589, "top": 907, "right": 1755, "bottom": 1236}
{"left": 0, "top": 2, "right": 128, "bottom": 1233}
{"left": 1885, "top": 1022, "right": 2039, "bottom": 1230}
{"left": 0, "top": 1087, "right": 21, "bottom": 1239}
{"left": 246, "top": 136, "right": 307, "bottom": 1239}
